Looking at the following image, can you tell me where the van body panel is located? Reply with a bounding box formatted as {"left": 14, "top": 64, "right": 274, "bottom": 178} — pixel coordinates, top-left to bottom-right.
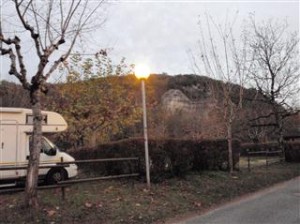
{"left": 0, "top": 120, "right": 18, "bottom": 179}
{"left": 0, "top": 107, "right": 68, "bottom": 133}
{"left": 0, "top": 107, "right": 77, "bottom": 184}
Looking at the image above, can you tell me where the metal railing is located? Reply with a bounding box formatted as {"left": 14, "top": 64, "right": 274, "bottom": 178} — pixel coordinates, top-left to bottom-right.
{"left": 0, "top": 157, "right": 140, "bottom": 198}
{"left": 246, "top": 149, "right": 283, "bottom": 171}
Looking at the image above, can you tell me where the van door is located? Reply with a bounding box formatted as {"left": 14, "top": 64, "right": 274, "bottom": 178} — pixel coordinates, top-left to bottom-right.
{"left": 39, "top": 137, "right": 60, "bottom": 175}
{"left": 27, "top": 136, "right": 59, "bottom": 176}
{"left": 0, "top": 121, "right": 18, "bottom": 179}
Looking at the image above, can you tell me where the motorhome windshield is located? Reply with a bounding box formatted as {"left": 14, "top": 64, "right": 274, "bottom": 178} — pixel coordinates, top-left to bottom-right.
{"left": 29, "top": 136, "right": 57, "bottom": 156}
{"left": 42, "top": 137, "right": 57, "bottom": 155}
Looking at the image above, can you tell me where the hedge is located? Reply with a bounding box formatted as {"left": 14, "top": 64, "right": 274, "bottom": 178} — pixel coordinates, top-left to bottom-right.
{"left": 285, "top": 142, "right": 300, "bottom": 162}
{"left": 69, "top": 138, "right": 240, "bottom": 182}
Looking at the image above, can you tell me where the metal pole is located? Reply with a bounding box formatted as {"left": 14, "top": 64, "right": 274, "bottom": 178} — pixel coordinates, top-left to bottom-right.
{"left": 141, "top": 79, "right": 151, "bottom": 189}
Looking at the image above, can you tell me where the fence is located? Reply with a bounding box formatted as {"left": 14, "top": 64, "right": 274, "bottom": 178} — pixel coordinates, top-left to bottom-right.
{"left": 0, "top": 157, "right": 140, "bottom": 198}
{"left": 245, "top": 149, "right": 283, "bottom": 171}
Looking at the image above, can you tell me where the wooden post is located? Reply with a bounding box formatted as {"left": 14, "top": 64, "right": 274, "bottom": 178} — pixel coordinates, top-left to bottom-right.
{"left": 247, "top": 149, "right": 251, "bottom": 172}
{"left": 266, "top": 148, "right": 269, "bottom": 169}
{"left": 61, "top": 186, "right": 66, "bottom": 201}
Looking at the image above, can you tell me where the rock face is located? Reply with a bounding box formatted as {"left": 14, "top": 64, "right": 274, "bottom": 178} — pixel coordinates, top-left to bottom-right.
{"left": 157, "top": 74, "right": 291, "bottom": 141}
{"left": 159, "top": 74, "right": 223, "bottom": 115}
{"left": 161, "top": 88, "right": 219, "bottom": 119}
{"left": 160, "top": 86, "right": 225, "bottom": 139}
{"left": 161, "top": 89, "right": 195, "bottom": 112}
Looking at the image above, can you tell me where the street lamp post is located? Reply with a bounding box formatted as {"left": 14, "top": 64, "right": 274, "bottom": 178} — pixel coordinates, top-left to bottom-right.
{"left": 134, "top": 64, "right": 151, "bottom": 189}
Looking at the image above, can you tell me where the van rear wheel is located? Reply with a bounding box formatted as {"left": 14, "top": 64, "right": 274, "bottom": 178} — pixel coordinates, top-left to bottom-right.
{"left": 46, "top": 168, "right": 67, "bottom": 185}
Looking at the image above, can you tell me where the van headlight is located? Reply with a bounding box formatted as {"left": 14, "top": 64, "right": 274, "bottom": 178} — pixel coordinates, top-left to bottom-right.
{"left": 70, "top": 164, "right": 78, "bottom": 169}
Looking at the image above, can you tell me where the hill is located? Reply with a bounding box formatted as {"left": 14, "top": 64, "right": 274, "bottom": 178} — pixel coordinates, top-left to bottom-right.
{"left": 1, "top": 74, "right": 296, "bottom": 148}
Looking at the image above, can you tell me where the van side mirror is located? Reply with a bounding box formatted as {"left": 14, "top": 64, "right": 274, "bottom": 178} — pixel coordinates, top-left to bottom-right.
{"left": 48, "top": 147, "right": 57, "bottom": 156}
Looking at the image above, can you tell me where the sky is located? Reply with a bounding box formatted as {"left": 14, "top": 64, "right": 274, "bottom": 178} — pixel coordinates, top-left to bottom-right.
{"left": 0, "top": 0, "right": 299, "bottom": 81}
{"left": 92, "top": 0, "right": 299, "bottom": 75}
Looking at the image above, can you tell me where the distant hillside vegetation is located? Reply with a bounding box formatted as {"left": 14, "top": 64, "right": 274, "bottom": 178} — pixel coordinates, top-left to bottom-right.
{"left": 1, "top": 74, "right": 297, "bottom": 147}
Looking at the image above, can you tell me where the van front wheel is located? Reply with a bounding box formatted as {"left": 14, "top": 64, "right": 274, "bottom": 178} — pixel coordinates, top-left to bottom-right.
{"left": 46, "top": 168, "right": 68, "bottom": 185}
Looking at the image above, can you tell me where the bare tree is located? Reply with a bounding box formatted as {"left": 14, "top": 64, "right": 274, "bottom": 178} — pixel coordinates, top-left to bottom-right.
{"left": 192, "top": 13, "right": 249, "bottom": 173}
{"left": 0, "top": 0, "right": 105, "bottom": 208}
{"left": 245, "top": 16, "right": 299, "bottom": 153}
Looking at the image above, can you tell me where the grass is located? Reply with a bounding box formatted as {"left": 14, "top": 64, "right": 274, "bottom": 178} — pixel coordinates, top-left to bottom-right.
{"left": 0, "top": 161, "right": 299, "bottom": 224}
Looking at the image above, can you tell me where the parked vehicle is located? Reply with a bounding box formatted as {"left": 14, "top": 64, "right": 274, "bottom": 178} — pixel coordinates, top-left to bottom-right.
{"left": 0, "top": 107, "right": 77, "bottom": 186}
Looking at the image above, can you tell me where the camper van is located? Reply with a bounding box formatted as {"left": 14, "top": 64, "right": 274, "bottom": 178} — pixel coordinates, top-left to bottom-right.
{"left": 0, "top": 107, "right": 78, "bottom": 186}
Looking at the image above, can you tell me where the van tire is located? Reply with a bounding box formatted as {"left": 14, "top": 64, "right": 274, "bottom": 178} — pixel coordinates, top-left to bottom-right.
{"left": 46, "top": 168, "right": 68, "bottom": 185}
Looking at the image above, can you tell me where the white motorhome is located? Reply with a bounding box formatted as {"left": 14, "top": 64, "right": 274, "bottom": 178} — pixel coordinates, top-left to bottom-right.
{"left": 0, "top": 107, "right": 78, "bottom": 186}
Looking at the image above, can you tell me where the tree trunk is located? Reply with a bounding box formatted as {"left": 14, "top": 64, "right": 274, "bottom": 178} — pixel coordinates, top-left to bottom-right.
{"left": 276, "top": 113, "right": 285, "bottom": 160}
{"left": 273, "top": 105, "right": 285, "bottom": 160}
{"left": 25, "top": 88, "right": 42, "bottom": 208}
{"left": 226, "top": 101, "right": 234, "bottom": 175}
{"left": 227, "top": 120, "right": 234, "bottom": 174}
{"left": 89, "top": 131, "right": 97, "bottom": 147}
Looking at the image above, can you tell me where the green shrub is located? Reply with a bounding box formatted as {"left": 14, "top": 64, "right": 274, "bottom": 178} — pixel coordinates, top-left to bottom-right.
{"left": 193, "top": 139, "right": 240, "bottom": 171}
{"left": 163, "top": 139, "right": 194, "bottom": 177}
{"left": 69, "top": 138, "right": 241, "bottom": 182}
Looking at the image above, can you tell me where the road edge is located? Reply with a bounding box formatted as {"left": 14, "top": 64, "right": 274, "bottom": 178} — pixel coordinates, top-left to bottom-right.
{"left": 164, "top": 175, "right": 300, "bottom": 224}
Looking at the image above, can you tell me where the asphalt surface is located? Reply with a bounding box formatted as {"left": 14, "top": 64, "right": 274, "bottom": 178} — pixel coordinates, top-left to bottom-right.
{"left": 180, "top": 177, "right": 300, "bottom": 224}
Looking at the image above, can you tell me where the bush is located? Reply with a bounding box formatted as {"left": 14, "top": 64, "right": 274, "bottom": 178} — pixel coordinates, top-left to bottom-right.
{"left": 70, "top": 138, "right": 143, "bottom": 176}
{"left": 69, "top": 138, "right": 241, "bottom": 182}
{"left": 285, "top": 142, "right": 300, "bottom": 162}
{"left": 163, "top": 139, "right": 194, "bottom": 177}
{"left": 193, "top": 139, "right": 240, "bottom": 171}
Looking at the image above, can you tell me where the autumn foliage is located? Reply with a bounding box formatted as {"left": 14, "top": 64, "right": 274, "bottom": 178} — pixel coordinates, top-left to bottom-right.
{"left": 47, "top": 53, "right": 142, "bottom": 148}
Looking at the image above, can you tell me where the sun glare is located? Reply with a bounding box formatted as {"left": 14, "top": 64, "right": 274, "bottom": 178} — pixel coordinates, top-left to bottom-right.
{"left": 134, "top": 64, "right": 151, "bottom": 79}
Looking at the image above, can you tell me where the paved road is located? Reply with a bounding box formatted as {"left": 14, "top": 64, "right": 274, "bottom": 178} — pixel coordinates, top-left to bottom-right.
{"left": 180, "top": 177, "right": 300, "bottom": 224}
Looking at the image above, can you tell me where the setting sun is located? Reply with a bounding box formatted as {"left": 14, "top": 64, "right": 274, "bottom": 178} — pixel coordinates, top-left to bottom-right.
{"left": 134, "top": 64, "right": 151, "bottom": 79}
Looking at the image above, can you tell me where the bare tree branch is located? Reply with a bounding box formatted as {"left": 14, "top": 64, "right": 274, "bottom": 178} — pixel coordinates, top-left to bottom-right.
{"left": 15, "top": 0, "right": 43, "bottom": 58}
{"left": 1, "top": 0, "right": 106, "bottom": 208}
